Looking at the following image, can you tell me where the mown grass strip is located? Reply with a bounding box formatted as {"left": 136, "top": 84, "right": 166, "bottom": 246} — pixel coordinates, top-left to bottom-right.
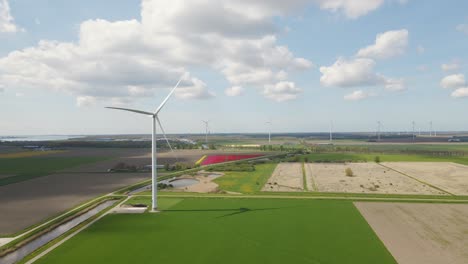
{"left": 302, "top": 162, "right": 308, "bottom": 191}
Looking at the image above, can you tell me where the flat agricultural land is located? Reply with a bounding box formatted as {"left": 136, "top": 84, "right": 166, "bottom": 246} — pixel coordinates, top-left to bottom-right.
{"left": 382, "top": 162, "right": 468, "bottom": 195}
{"left": 306, "top": 163, "right": 444, "bottom": 195}
{"left": 35, "top": 198, "right": 396, "bottom": 264}
{"left": 0, "top": 148, "right": 152, "bottom": 235}
{"left": 0, "top": 156, "right": 106, "bottom": 186}
{"left": 262, "top": 163, "right": 304, "bottom": 192}
{"left": 214, "top": 163, "right": 276, "bottom": 193}
{"left": 355, "top": 202, "right": 468, "bottom": 264}
{"left": 0, "top": 148, "right": 273, "bottom": 235}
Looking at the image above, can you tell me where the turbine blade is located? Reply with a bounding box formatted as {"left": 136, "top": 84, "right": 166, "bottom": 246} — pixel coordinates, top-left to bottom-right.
{"left": 155, "top": 76, "right": 183, "bottom": 115}
{"left": 156, "top": 117, "right": 178, "bottom": 161}
{"left": 105, "top": 107, "right": 153, "bottom": 116}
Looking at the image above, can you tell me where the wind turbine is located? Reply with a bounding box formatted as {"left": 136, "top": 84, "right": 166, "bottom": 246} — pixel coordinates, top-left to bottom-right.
{"left": 202, "top": 120, "right": 209, "bottom": 143}
{"left": 329, "top": 121, "right": 333, "bottom": 143}
{"left": 377, "top": 121, "right": 382, "bottom": 141}
{"left": 412, "top": 121, "right": 416, "bottom": 141}
{"left": 266, "top": 121, "right": 272, "bottom": 144}
{"left": 106, "top": 77, "right": 183, "bottom": 211}
{"left": 430, "top": 121, "right": 433, "bottom": 136}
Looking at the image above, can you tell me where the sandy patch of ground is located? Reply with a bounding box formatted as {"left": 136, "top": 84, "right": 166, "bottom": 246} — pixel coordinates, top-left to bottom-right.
{"left": 382, "top": 162, "right": 468, "bottom": 195}
{"left": 306, "top": 163, "right": 443, "bottom": 195}
{"left": 355, "top": 202, "right": 468, "bottom": 264}
{"left": 112, "top": 206, "right": 146, "bottom": 214}
{"left": 263, "top": 163, "right": 303, "bottom": 192}
{"left": 172, "top": 172, "right": 223, "bottom": 193}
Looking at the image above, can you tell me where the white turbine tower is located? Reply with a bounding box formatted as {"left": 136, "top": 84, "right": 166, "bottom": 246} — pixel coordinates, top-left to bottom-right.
{"left": 377, "top": 121, "right": 381, "bottom": 141}
{"left": 329, "top": 121, "right": 333, "bottom": 143}
{"left": 106, "top": 77, "right": 183, "bottom": 211}
{"left": 266, "top": 121, "right": 272, "bottom": 144}
{"left": 202, "top": 120, "right": 209, "bottom": 143}
{"left": 430, "top": 121, "right": 433, "bottom": 136}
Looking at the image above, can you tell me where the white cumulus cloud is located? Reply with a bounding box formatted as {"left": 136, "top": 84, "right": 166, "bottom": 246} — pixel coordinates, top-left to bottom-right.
{"left": 456, "top": 24, "right": 468, "bottom": 35}
{"left": 262, "top": 81, "right": 302, "bottom": 102}
{"left": 225, "top": 86, "right": 245, "bottom": 97}
{"left": 451, "top": 88, "right": 468, "bottom": 98}
{"left": 384, "top": 78, "right": 405, "bottom": 91}
{"left": 320, "top": 58, "right": 382, "bottom": 87}
{"left": 441, "top": 62, "right": 460, "bottom": 72}
{"left": 320, "top": 57, "right": 406, "bottom": 92}
{"left": 315, "top": 0, "right": 384, "bottom": 19}
{"left": 356, "top": 29, "right": 409, "bottom": 59}
{"left": 76, "top": 96, "right": 97, "bottom": 107}
{"left": 0, "top": 0, "right": 20, "bottom": 33}
{"left": 344, "top": 90, "right": 370, "bottom": 101}
{"left": 440, "top": 74, "right": 465, "bottom": 89}
{"left": 0, "top": 0, "right": 317, "bottom": 104}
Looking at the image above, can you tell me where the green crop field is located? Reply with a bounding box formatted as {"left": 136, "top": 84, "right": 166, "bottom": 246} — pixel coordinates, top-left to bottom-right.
{"left": 35, "top": 197, "right": 396, "bottom": 264}
{"left": 300, "top": 152, "right": 468, "bottom": 165}
{"left": 213, "top": 163, "right": 276, "bottom": 193}
{"left": 0, "top": 157, "right": 105, "bottom": 186}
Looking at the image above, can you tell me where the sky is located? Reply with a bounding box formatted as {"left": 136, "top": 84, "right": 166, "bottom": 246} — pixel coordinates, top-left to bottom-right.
{"left": 0, "top": 0, "right": 468, "bottom": 135}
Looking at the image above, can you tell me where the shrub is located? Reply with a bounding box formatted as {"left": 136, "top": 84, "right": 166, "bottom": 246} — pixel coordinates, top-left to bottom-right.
{"left": 345, "top": 168, "right": 354, "bottom": 177}
{"left": 374, "top": 156, "right": 381, "bottom": 163}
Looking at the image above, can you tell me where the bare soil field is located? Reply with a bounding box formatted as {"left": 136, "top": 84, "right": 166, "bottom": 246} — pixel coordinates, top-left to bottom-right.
{"left": 0, "top": 171, "right": 149, "bottom": 235}
{"left": 355, "top": 202, "right": 468, "bottom": 264}
{"left": 382, "top": 162, "right": 468, "bottom": 195}
{"left": 262, "top": 163, "right": 304, "bottom": 192}
{"left": 306, "top": 163, "right": 443, "bottom": 195}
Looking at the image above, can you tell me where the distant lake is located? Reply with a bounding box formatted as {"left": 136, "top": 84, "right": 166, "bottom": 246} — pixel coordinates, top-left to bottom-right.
{"left": 0, "top": 135, "right": 84, "bottom": 142}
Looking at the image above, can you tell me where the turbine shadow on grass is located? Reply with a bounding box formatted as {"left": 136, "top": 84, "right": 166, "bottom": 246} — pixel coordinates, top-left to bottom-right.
{"left": 162, "top": 207, "right": 284, "bottom": 218}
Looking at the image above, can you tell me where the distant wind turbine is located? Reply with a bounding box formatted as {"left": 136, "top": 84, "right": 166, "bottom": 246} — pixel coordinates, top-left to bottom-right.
{"left": 329, "top": 121, "right": 333, "bottom": 143}
{"left": 202, "top": 120, "right": 209, "bottom": 143}
{"left": 266, "top": 121, "right": 272, "bottom": 144}
{"left": 377, "top": 121, "right": 382, "bottom": 141}
{"left": 106, "top": 76, "right": 183, "bottom": 211}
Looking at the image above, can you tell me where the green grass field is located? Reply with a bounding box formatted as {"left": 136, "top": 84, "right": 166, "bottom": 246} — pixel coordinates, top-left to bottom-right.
{"left": 300, "top": 152, "right": 468, "bottom": 165}
{"left": 0, "top": 157, "right": 105, "bottom": 186}
{"left": 35, "top": 197, "right": 396, "bottom": 264}
{"left": 213, "top": 163, "right": 276, "bottom": 193}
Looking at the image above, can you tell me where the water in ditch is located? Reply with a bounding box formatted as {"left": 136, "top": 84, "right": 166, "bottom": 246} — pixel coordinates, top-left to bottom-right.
{"left": 0, "top": 200, "right": 116, "bottom": 264}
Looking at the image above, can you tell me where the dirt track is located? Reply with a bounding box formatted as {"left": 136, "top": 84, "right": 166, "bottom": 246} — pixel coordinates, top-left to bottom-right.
{"left": 355, "top": 202, "right": 468, "bottom": 264}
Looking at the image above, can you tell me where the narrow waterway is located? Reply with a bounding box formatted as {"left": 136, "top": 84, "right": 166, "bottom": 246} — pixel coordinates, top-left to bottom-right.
{"left": 0, "top": 200, "right": 116, "bottom": 264}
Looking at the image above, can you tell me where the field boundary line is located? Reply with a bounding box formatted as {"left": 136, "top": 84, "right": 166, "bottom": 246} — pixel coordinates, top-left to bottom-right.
{"left": 304, "top": 163, "right": 318, "bottom": 192}
{"left": 138, "top": 194, "right": 468, "bottom": 203}
{"left": 377, "top": 163, "right": 455, "bottom": 196}
{"left": 302, "top": 162, "right": 308, "bottom": 191}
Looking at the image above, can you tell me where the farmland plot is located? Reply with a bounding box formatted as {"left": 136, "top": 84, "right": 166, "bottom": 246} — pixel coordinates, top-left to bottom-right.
{"left": 306, "top": 163, "right": 443, "bottom": 195}
{"left": 262, "top": 163, "right": 304, "bottom": 192}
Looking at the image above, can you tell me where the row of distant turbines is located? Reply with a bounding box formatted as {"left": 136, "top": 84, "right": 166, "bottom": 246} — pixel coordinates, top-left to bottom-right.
{"left": 375, "top": 121, "right": 437, "bottom": 142}
{"left": 106, "top": 77, "right": 440, "bottom": 211}
{"left": 202, "top": 120, "right": 437, "bottom": 144}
